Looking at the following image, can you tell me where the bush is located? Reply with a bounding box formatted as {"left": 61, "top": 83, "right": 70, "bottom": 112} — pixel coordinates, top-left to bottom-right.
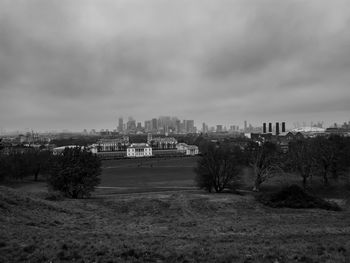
{"left": 257, "top": 185, "right": 341, "bottom": 211}
{"left": 48, "top": 147, "right": 101, "bottom": 199}
{"left": 44, "top": 191, "right": 65, "bottom": 201}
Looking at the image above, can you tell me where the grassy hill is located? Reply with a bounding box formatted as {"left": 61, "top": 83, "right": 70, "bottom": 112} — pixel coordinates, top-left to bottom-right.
{"left": 1, "top": 185, "right": 350, "bottom": 262}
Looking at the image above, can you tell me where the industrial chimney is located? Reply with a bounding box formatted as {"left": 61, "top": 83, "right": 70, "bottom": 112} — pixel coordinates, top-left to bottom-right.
{"left": 276, "top": 122, "right": 280, "bottom": 135}
{"left": 282, "top": 122, "right": 286, "bottom": 133}
{"left": 268, "top": 123, "right": 272, "bottom": 133}
{"left": 263, "top": 123, "right": 267, "bottom": 133}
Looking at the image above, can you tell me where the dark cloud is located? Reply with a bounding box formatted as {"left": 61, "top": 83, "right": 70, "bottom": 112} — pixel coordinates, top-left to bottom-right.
{"left": 0, "top": 0, "right": 349, "bottom": 131}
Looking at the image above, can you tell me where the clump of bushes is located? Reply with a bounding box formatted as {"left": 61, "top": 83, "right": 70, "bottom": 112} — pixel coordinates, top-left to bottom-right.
{"left": 257, "top": 185, "right": 341, "bottom": 211}
{"left": 48, "top": 147, "right": 101, "bottom": 199}
{"left": 44, "top": 191, "right": 65, "bottom": 201}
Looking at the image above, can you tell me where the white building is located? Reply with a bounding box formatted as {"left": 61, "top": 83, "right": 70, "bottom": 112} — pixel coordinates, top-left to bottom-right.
{"left": 127, "top": 143, "right": 152, "bottom": 157}
{"left": 96, "top": 137, "right": 129, "bottom": 152}
{"left": 176, "top": 143, "right": 199, "bottom": 156}
{"left": 52, "top": 145, "right": 80, "bottom": 155}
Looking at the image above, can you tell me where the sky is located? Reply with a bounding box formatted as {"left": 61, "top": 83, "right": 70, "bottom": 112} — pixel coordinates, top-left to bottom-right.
{"left": 1, "top": 0, "right": 350, "bottom": 132}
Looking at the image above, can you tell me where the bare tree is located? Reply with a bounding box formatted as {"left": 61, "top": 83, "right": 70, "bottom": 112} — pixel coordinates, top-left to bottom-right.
{"left": 312, "top": 137, "right": 336, "bottom": 185}
{"left": 195, "top": 143, "right": 242, "bottom": 193}
{"left": 247, "top": 142, "right": 283, "bottom": 192}
{"left": 288, "top": 139, "right": 316, "bottom": 188}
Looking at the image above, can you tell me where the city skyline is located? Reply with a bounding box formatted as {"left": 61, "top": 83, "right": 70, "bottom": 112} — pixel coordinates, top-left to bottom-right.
{"left": 1, "top": 114, "right": 346, "bottom": 135}
{"left": 1, "top": 0, "right": 350, "bottom": 131}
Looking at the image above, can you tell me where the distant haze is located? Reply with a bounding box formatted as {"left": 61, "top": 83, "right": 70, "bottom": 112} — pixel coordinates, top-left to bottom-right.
{"left": 1, "top": 0, "right": 350, "bottom": 131}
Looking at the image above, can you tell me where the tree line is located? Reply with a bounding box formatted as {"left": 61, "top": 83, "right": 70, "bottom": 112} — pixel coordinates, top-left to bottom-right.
{"left": 195, "top": 135, "right": 350, "bottom": 193}
{"left": 0, "top": 147, "right": 101, "bottom": 198}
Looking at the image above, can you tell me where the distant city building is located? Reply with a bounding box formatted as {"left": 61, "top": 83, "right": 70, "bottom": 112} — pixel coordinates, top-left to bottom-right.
{"left": 151, "top": 118, "right": 158, "bottom": 132}
{"left": 175, "top": 120, "right": 181, "bottom": 133}
{"left": 144, "top": 120, "right": 152, "bottom": 132}
{"left": 118, "top": 117, "right": 124, "bottom": 132}
{"left": 149, "top": 137, "right": 178, "bottom": 150}
{"left": 183, "top": 120, "right": 195, "bottom": 133}
{"left": 176, "top": 143, "right": 199, "bottom": 156}
{"left": 127, "top": 143, "right": 152, "bottom": 157}
{"left": 126, "top": 117, "right": 136, "bottom": 132}
{"left": 96, "top": 136, "right": 129, "bottom": 152}
{"left": 202, "top": 122, "right": 208, "bottom": 133}
{"left": 52, "top": 145, "right": 81, "bottom": 155}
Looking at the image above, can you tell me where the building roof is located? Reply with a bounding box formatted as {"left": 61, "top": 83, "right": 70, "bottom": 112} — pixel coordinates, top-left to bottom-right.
{"left": 128, "top": 143, "right": 151, "bottom": 149}
{"left": 53, "top": 145, "right": 81, "bottom": 151}
{"left": 151, "top": 137, "right": 177, "bottom": 143}
{"left": 97, "top": 137, "right": 129, "bottom": 143}
{"left": 292, "top": 127, "right": 325, "bottom": 133}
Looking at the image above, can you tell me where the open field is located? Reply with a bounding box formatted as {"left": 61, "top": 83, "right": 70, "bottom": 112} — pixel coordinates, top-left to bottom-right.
{"left": 1, "top": 185, "right": 350, "bottom": 262}
{"left": 99, "top": 157, "right": 198, "bottom": 194}
{"left": 2, "top": 157, "right": 350, "bottom": 262}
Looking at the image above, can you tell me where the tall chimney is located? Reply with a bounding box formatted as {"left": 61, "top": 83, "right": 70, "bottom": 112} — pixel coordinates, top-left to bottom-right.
{"left": 282, "top": 122, "right": 286, "bottom": 133}
{"left": 276, "top": 122, "right": 280, "bottom": 135}
{"left": 263, "top": 123, "right": 267, "bottom": 133}
{"left": 268, "top": 123, "right": 272, "bottom": 133}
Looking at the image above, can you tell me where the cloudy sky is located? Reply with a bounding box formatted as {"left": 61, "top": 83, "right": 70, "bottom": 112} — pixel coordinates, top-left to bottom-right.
{"left": 1, "top": 0, "right": 350, "bottom": 131}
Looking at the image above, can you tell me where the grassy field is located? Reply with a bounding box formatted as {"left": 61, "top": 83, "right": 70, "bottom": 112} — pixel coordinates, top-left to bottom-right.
{"left": 99, "top": 157, "right": 198, "bottom": 194}
{"left": 1, "top": 157, "right": 350, "bottom": 262}
{"left": 1, "top": 186, "right": 349, "bottom": 262}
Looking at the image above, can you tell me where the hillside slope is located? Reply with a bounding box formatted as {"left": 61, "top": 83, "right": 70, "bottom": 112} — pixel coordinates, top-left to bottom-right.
{"left": 1, "top": 186, "right": 350, "bottom": 262}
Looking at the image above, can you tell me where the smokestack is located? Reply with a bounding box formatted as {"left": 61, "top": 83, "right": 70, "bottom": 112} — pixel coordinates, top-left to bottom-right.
{"left": 263, "top": 123, "right": 266, "bottom": 133}
{"left": 276, "top": 122, "right": 280, "bottom": 135}
{"left": 282, "top": 122, "right": 286, "bottom": 133}
{"left": 268, "top": 123, "right": 272, "bottom": 133}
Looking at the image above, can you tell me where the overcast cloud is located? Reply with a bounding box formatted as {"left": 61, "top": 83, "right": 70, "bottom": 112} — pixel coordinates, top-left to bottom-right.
{"left": 1, "top": 0, "right": 350, "bottom": 131}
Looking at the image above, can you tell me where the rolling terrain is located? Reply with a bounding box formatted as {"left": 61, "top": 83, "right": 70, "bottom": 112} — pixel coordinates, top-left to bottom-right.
{"left": 1, "top": 157, "right": 350, "bottom": 262}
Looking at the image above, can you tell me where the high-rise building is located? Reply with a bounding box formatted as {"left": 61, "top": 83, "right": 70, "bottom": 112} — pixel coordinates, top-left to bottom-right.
{"left": 189, "top": 120, "right": 195, "bottom": 133}
{"left": 183, "top": 120, "right": 194, "bottom": 133}
{"left": 118, "top": 117, "right": 123, "bottom": 132}
{"left": 144, "top": 120, "right": 152, "bottom": 132}
{"left": 244, "top": 120, "right": 247, "bottom": 131}
{"left": 151, "top": 118, "right": 158, "bottom": 132}
{"left": 216, "top": 125, "right": 223, "bottom": 133}
{"left": 175, "top": 120, "right": 181, "bottom": 134}
{"left": 127, "top": 117, "right": 136, "bottom": 132}
{"left": 202, "top": 122, "right": 208, "bottom": 133}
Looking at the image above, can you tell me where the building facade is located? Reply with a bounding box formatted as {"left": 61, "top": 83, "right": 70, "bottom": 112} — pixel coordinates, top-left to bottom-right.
{"left": 96, "top": 137, "right": 129, "bottom": 152}
{"left": 176, "top": 143, "right": 199, "bottom": 156}
{"left": 149, "top": 137, "right": 178, "bottom": 150}
{"left": 127, "top": 143, "right": 152, "bottom": 157}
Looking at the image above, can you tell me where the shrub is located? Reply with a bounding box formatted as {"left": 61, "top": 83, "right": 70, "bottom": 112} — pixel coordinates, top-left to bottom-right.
{"left": 48, "top": 147, "right": 101, "bottom": 199}
{"left": 257, "top": 185, "right": 341, "bottom": 211}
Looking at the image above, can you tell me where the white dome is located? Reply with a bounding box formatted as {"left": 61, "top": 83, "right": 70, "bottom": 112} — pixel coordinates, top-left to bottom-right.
{"left": 292, "top": 127, "right": 325, "bottom": 133}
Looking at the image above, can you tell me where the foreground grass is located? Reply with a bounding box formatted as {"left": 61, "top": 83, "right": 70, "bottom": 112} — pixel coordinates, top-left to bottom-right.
{"left": 1, "top": 186, "right": 350, "bottom": 262}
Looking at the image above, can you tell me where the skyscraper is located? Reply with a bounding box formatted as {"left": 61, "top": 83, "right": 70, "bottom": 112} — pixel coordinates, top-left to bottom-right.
{"left": 118, "top": 117, "right": 123, "bottom": 132}
{"left": 127, "top": 117, "right": 136, "bottom": 132}
{"left": 184, "top": 120, "right": 194, "bottom": 133}
{"left": 202, "top": 122, "right": 208, "bottom": 133}
{"left": 151, "top": 118, "right": 158, "bottom": 132}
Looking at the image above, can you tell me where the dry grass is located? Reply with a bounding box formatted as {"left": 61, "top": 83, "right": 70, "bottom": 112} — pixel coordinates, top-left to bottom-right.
{"left": 1, "top": 185, "right": 350, "bottom": 262}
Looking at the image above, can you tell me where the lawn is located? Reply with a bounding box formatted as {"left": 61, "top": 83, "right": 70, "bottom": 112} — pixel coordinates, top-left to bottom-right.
{"left": 1, "top": 186, "right": 349, "bottom": 262}
{"left": 99, "top": 157, "right": 198, "bottom": 193}
{"left": 1, "top": 157, "right": 350, "bottom": 262}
